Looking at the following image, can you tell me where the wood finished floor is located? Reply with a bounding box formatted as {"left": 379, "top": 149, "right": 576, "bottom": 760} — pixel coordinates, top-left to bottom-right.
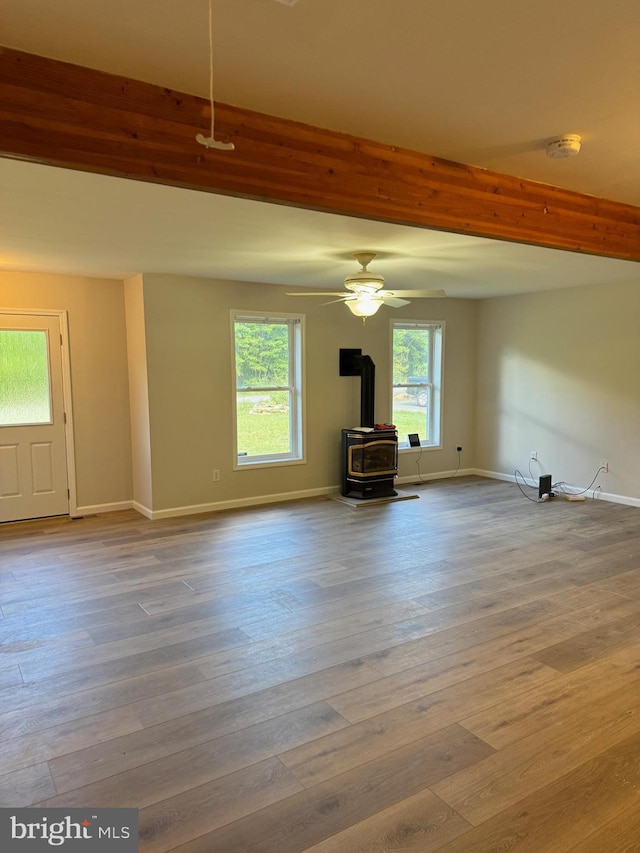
{"left": 2, "top": 476, "right": 640, "bottom": 851}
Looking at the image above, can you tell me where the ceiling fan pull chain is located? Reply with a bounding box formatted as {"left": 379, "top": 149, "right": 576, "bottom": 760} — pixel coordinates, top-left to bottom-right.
{"left": 196, "top": 0, "right": 235, "bottom": 151}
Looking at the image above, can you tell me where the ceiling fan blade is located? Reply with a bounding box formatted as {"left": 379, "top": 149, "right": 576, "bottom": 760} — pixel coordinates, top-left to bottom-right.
{"left": 321, "top": 296, "right": 351, "bottom": 305}
{"left": 385, "top": 289, "right": 446, "bottom": 298}
{"left": 381, "top": 296, "right": 411, "bottom": 308}
{"left": 285, "top": 291, "right": 347, "bottom": 297}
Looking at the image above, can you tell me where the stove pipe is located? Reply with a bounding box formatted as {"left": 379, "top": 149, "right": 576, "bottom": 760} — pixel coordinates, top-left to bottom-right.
{"left": 339, "top": 349, "right": 375, "bottom": 427}
{"left": 358, "top": 355, "right": 375, "bottom": 427}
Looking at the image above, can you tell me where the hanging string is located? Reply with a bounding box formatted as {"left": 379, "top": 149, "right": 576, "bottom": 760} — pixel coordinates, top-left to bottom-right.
{"left": 196, "top": 0, "right": 235, "bottom": 151}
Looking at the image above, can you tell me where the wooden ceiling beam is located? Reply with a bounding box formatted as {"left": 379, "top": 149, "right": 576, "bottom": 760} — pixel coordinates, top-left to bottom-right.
{"left": 2, "top": 47, "right": 640, "bottom": 262}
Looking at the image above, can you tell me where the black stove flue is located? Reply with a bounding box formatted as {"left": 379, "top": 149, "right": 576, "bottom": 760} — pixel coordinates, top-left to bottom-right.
{"left": 339, "top": 348, "right": 375, "bottom": 426}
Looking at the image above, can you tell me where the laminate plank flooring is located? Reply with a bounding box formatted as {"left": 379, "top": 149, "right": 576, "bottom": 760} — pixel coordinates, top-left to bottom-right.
{"left": 2, "top": 476, "right": 640, "bottom": 850}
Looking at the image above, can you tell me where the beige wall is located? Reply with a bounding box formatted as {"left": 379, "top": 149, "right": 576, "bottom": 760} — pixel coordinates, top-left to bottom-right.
{"left": 7, "top": 268, "right": 638, "bottom": 516}
{"left": 124, "top": 275, "right": 153, "bottom": 511}
{"left": 476, "top": 279, "right": 640, "bottom": 503}
{"left": 140, "top": 273, "right": 478, "bottom": 512}
{"left": 0, "top": 271, "right": 133, "bottom": 511}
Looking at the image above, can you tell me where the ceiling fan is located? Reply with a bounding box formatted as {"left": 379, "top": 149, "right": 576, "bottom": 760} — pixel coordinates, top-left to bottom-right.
{"left": 286, "top": 252, "right": 445, "bottom": 319}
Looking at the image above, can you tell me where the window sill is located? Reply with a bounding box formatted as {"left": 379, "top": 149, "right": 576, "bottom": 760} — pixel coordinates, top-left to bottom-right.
{"left": 234, "top": 457, "right": 306, "bottom": 471}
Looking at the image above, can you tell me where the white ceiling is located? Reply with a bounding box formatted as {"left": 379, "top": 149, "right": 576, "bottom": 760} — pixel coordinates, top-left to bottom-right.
{"left": 1, "top": 0, "right": 640, "bottom": 298}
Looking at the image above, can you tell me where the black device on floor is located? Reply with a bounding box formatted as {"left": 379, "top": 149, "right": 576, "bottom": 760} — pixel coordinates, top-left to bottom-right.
{"left": 538, "top": 474, "right": 552, "bottom": 499}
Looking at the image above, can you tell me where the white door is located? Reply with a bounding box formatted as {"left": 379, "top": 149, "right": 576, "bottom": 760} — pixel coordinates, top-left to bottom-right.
{"left": 0, "top": 314, "right": 69, "bottom": 522}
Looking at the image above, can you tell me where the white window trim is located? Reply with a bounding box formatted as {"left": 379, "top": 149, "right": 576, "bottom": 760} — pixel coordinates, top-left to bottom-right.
{"left": 231, "top": 310, "right": 306, "bottom": 469}
{"left": 390, "top": 319, "right": 445, "bottom": 451}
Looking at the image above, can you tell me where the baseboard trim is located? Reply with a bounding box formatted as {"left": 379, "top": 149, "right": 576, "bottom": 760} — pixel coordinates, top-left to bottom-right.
{"left": 132, "top": 501, "right": 153, "bottom": 519}
{"left": 475, "top": 469, "right": 640, "bottom": 508}
{"left": 73, "top": 500, "right": 134, "bottom": 517}
{"left": 76, "top": 469, "right": 640, "bottom": 520}
{"left": 590, "top": 490, "right": 640, "bottom": 508}
{"left": 143, "top": 472, "right": 477, "bottom": 519}
{"left": 396, "top": 467, "right": 475, "bottom": 486}
{"left": 146, "top": 485, "right": 340, "bottom": 520}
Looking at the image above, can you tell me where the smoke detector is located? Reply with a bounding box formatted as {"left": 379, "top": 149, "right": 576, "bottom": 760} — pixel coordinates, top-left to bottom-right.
{"left": 546, "top": 135, "right": 581, "bottom": 159}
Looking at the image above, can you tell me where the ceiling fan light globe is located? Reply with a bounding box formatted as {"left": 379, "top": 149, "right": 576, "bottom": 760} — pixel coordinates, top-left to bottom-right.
{"left": 346, "top": 295, "right": 384, "bottom": 317}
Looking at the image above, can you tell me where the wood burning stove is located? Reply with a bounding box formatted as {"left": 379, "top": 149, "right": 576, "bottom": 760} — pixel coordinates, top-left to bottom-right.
{"left": 341, "top": 428, "right": 398, "bottom": 498}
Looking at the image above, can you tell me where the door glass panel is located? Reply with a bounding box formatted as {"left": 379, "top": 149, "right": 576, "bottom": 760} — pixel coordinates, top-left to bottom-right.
{"left": 0, "top": 329, "right": 52, "bottom": 425}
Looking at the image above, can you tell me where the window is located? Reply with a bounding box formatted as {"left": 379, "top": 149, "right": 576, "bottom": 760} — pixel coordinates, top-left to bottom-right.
{"left": 391, "top": 321, "right": 443, "bottom": 448}
{"left": 232, "top": 312, "right": 304, "bottom": 467}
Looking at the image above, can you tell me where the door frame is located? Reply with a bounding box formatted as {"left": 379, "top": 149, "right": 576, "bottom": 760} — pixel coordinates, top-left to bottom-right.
{"left": 0, "top": 307, "right": 77, "bottom": 518}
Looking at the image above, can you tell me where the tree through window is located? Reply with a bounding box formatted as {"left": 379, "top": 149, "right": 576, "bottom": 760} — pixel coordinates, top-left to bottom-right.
{"left": 232, "top": 312, "right": 304, "bottom": 466}
{"left": 391, "top": 321, "right": 443, "bottom": 447}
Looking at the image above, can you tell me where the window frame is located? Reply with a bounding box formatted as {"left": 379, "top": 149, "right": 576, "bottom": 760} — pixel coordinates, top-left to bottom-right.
{"left": 231, "top": 310, "right": 306, "bottom": 469}
{"left": 390, "top": 320, "right": 444, "bottom": 450}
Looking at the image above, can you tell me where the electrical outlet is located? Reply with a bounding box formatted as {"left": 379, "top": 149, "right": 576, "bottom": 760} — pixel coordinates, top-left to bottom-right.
{"left": 530, "top": 450, "right": 538, "bottom": 461}
{"left": 456, "top": 445, "right": 463, "bottom": 453}
{"left": 212, "top": 469, "right": 220, "bottom": 482}
{"left": 601, "top": 461, "right": 609, "bottom": 473}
